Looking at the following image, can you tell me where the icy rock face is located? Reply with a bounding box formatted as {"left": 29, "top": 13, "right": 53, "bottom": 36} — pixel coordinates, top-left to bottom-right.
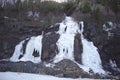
{"left": 53, "top": 17, "right": 80, "bottom": 63}
{"left": 80, "top": 22, "right": 105, "bottom": 74}
{"left": 9, "top": 16, "right": 105, "bottom": 74}
{"left": 10, "top": 35, "right": 43, "bottom": 63}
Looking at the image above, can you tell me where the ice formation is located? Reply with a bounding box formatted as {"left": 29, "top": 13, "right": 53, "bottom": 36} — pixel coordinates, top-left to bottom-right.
{"left": 10, "top": 35, "right": 43, "bottom": 63}
{"left": 10, "top": 17, "right": 105, "bottom": 74}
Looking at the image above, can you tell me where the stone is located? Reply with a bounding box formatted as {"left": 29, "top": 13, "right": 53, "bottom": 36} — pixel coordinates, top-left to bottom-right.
{"left": 41, "top": 32, "right": 59, "bottom": 62}
{"left": 74, "top": 33, "right": 83, "bottom": 64}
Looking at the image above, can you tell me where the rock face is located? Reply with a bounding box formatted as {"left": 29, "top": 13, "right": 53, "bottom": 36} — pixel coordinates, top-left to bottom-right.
{"left": 42, "top": 32, "right": 59, "bottom": 62}
{"left": 0, "top": 59, "right": 102, "bottom": 78}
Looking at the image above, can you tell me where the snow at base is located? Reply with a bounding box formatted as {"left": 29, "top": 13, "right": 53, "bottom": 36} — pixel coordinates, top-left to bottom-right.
{"left": 0, "top": 72, "right": 92, "bottom": 80}
{"left": 10, "top": 35, "right": 43, "bottom": 63}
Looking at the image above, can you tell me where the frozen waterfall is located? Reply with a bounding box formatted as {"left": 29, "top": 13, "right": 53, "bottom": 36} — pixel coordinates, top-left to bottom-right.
{"left": 10, "top": 16, "right": 105, "bottom": 74}
{"left": 10, "top": 35, "right": 43, "bottom": 63}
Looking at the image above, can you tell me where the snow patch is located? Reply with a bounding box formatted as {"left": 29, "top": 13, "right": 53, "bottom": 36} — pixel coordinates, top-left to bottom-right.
{"left": 103, "top": 21, "right": 115, "bottom": 38}
{"left": 0, "top": 72, "right": 92, "bottom": 80}
{"left": 109, "top": 59, "right": 120, "bottom": 72}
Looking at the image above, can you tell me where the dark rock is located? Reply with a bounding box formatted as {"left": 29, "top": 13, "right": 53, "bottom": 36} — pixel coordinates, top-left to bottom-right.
{"left": 22, "top": 39, "right": 30, "bottom": 54}
{"left": 44, "top": 24, "right": 60, "bottom": 33}
{"left": 54, "top": 59, "right": 88, "bottom": 78}
{"left": 41, "top": 32, "right": 59, "bottom": 62}
{"left": 83, "top": 22, "right": 108, "bottom": 46}
{"left": 74, "top": 33, "right": 83, "bottom": 64}
{"left": 32, "top": 49, "right": 40, "bottom": 57}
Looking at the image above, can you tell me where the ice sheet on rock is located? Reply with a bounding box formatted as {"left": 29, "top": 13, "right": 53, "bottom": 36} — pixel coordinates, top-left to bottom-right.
{"left": 53, "top": 17, "right": 80, "bottom": 63}
{"left": 10, "top": 40, "right": 25, "bottom": 62}
{"left": 10, "top": 35, "right": 43, "bottom": 63}
{"left": 20, "top": 35, "right": 43, "bottom": 63}
{"left": 80, "top": 21, "right": 105, "bottom": 74}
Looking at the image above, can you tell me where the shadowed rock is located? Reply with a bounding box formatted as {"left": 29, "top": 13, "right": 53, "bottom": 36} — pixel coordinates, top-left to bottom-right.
{"left": 74, "top": 33, "right": 83, "bottom": 64}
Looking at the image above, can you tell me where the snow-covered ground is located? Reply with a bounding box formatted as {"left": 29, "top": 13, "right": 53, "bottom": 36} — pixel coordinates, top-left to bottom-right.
{"left": 0, "top": 72, "right": 91, "bottom": 80}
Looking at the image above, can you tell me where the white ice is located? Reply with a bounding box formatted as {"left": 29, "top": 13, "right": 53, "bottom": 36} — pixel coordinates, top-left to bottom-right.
{"left": 10, "top": 40, "right": 25, "bottom": 62}
{"left": 54, "top": 17, "right": 80, "bottom": 63}
{"left": 53, "top": 17, "right": 105, "bottom": 74}
{"left": 0, "top": 72, "right": 92, "bottom": 80}
{"left": 10, "top": 35, "right": 43, "bottom": 63}
{"left": 20, "top": 35, "right": 43, "bottom": 63}
{"left": 80, "top": 21, "right": 105, "bottom": 74}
